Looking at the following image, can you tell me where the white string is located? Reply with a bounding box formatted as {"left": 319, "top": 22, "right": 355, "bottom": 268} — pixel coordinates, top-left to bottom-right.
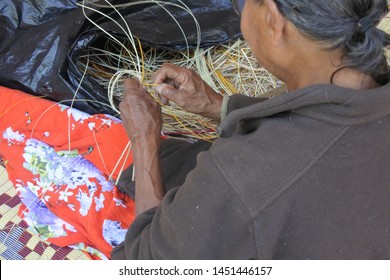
{"left": 68, "top": 52, "right": 90, "bottom": 151}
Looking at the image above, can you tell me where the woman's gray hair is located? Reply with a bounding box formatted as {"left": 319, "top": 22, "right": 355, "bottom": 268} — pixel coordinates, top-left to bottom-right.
{"left": 271, "top": 0, "right": 390, "bottom": 84}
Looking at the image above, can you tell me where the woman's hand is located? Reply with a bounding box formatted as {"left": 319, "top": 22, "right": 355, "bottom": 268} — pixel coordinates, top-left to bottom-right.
{"left": 153, "top": 63, "right": 223, "bottom": 121}
{"left": 119, "top": 78, "right": 165, "bottom": 215}
{"left": 119, "top": 78, "right": 162, "bottom": 144}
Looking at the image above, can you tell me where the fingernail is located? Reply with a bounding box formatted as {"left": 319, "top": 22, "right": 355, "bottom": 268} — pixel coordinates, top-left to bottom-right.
{"left": 155, "top": 84, "right": 162, "bottom": 92}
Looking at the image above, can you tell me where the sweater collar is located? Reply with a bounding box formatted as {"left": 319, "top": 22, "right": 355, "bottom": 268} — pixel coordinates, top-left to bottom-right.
{"left": 219, "top": 82, "right": 390, "bottom": 138}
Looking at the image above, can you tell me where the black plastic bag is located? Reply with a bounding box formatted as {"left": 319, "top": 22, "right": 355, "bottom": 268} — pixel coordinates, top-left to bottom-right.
{"left": 0, "top": 0, "right": 241, "bottom": 115}
{"left": 0, "top": 0, "right": 92, "bottom": 110}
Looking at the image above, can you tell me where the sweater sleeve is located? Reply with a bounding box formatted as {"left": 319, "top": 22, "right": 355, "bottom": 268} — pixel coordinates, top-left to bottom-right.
{"left": 222, "top": 95, "right": 268, "bottom": 120}
{"left": 111, "top": 150, "right": 258, "bottom": 260}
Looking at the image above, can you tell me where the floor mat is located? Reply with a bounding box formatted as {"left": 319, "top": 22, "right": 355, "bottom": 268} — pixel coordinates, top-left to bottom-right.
{"left": 0, "top": 165, "right": 91, "bottom": 260}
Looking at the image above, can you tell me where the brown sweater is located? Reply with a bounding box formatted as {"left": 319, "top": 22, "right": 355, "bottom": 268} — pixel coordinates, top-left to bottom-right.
{"left": 112, "top": 82, "right": 390, "bottom": 259}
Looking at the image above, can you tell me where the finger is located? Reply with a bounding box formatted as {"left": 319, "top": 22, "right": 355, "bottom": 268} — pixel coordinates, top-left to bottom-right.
{"left": 153, "top": 63, "right": 186, "bottom": 86}
{"left": 160, "top": 95, "right": 169, "bottom": 105}
{"left": 152, "top": 70, "right": 176, "bottom": 90}
{"left": 123, "top": 82, "right": 150, "bottom": 100}
{"left": 119, "top": 99, "right": 130, "bottom": 118}
{"left": 124, "top": 78, "right": 141, "bottom": 91}
{"left": 155, "top": 83, "right": 179, "bottom": 100}
{"left": 155, "top": 83, "right": 189, "bottom": 108}
{"left": 164, "top": 78, "right": 177, "bottom": 88}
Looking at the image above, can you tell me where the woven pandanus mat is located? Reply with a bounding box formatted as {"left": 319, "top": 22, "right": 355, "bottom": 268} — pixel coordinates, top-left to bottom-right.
{"left": 0, "top": 166, "right": 91, "bottom": 260}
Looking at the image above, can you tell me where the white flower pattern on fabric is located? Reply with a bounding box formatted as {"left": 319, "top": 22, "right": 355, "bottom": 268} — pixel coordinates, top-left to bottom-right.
{"left": 26, "top": 181, "right": 40, "bottom": 196}
{"left": 76, "top": 189, "right": 93, "bottom": 216}
{"left": 102, "top": 114, "right": 121, "bottom": 124}
{"left": 20, "top": 138, "right": 126, "bottom": 237}
{"left": 59, "top": 104, "right": 90, "bottom": 123}
{"left": 113, "top": 198, "right": 127, "bottom": 208}
{"left": 101, "top": 119, "right": 112, "bottom": 127}
{"left": 102, "top": 220, "right": 127, "bottom": 247}
{"left": 88, "top": 122, "right": 96, "bottom": 131}
{"left": 59, "top": 190, "right": 73, "bottom": 202}
{"left": 35, "top": 178, "right": 54, "bottom": 192}
{"left": 22, "top": 139, "right": 114, "bottom": 193}
{"left": 68, "top": 203, "right": 76, "bottom": 212}
{"left": 3, "top": 127, "right": 25, "bottom": 145}
{"left": 1, "top": 99, "right": 133, "bottom": 259}
{"left": 70, "top": 243, "right": 108, "bottom": 260}
{"left": 94, "top": 193, "right": 105, "bottom": 212}
{"left": 16, "top": 185, "right": 76, "bottom": 239}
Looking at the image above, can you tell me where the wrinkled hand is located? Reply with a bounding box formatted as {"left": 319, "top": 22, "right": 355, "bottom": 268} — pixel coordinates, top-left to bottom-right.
{"left": 119, "top": 78, "right": 162, "bottom": 144}
{"left": 153, "top": 63, "right": 223, "bottom": 121}
{"left": 119, "top": 78, "right": 164, "bottom": 214}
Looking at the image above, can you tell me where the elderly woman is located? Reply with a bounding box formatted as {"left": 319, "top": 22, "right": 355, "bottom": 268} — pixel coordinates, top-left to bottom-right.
{"left": 114, "top": 0, "right": 390, "bottom": 259}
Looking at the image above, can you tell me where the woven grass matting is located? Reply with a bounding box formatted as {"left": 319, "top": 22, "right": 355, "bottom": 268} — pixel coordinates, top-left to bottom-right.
{"left": 0, "top": 166, "right": 91, "bottom": 260}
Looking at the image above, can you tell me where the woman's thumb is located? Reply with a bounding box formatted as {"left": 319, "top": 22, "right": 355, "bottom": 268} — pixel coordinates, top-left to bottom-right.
{"left": 155, "top": 83, "right": 179, "bottom": 105}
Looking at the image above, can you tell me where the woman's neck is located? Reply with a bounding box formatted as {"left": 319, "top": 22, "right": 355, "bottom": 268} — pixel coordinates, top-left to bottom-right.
{"left": 278, "top": 40, "right": 381, "bottom": 92}
{"left": 284, "top": 67, "right": 381, "bottom": 92}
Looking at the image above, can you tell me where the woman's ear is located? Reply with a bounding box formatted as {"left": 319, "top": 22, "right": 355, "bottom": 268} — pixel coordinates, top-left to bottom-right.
{"left": 263, "top": 0, "right": 287, "bottom": 46}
